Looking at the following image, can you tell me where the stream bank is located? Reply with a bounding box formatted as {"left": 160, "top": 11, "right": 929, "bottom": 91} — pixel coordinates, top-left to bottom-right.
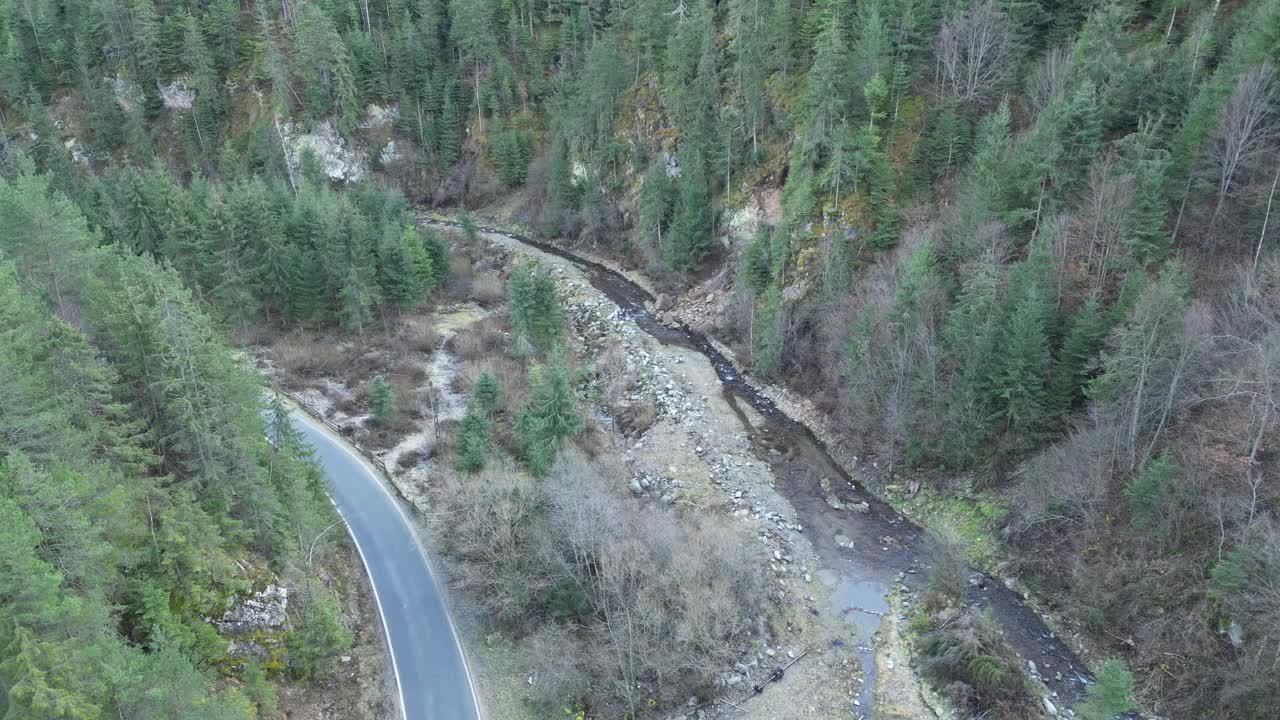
{"left": 423, "top": 217, "right": 1092, "bottom": 715}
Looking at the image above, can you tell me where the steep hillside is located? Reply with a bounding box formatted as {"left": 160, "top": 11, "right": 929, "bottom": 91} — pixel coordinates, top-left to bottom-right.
{"left": 3, "top": 0, "right": 1280, "bottom": 717}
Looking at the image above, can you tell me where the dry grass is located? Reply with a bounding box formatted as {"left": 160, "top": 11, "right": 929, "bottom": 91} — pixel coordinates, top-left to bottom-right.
{"left": 395, "top": 317, "right": 440, "bottom": 354}
{"left": 449, "top": 316, "right": 508, "bottom": 362}
{"left": 615, "top": 400, "right": 658, "bottom": 437}
{"left": 470, "top": 272, "right": 506, "bottom": 307}
{"left": 273, "top": 333, "right": 358, "bottom": 379}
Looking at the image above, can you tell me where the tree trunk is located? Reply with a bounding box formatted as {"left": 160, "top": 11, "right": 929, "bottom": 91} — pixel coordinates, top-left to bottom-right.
{"left": 1252, "top": 159, "right": 1280, "bottom": 278}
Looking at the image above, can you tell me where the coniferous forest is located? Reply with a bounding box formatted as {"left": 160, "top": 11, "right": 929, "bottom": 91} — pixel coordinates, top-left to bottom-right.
{"left": 2, "top": 0, "right": 1280, "bottom": 717}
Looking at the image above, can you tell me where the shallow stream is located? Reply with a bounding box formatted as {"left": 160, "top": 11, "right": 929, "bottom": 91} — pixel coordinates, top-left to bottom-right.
{"left": 421, "top": 218, "right": 1092, "bottom": 711}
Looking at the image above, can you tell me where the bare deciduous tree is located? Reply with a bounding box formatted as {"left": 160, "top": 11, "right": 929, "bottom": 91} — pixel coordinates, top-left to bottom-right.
{"left": 1069, "top": 153, "right": 1136, "bottom": 295}
{"left": 1026, "top": 46, "right": 1073, "bottom": 119}
{"left": 934, "top": 0, "right": 1013, "bottom": 106}
{"left": 1093, "top": 275, "right": 1215, "bottom": 470}
{"left": 1208, "top": 64, "right": 1279, "bottom": 230}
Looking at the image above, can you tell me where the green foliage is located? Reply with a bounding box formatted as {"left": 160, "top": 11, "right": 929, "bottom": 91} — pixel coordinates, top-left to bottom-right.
{"left": 666, "top": 153, "right": 713, "bottom": 271}
{"left": 472, "top": 373, "right": 502, "bottom": 414}
{"left": 638, "top": 159, "right": 675, "bottom": 258}
{"left": 741, "top": 226, "right": 773, "bottom": 293}
{"left": 1125, "top": 452, "right": 1177, "bottom": 520}
{"left": 917, "top": 610, "right": 1031, "bottom": 713}
{"left": 509, "top": 262, "right": 563, "bottom": 355}
{"left": 454, "top": 406, "right": 491, "bottom": 473}
{"left": 369, "top": 374, "right": 396, "bottom": 421}
{"left": 752, "top": 283, "right": 785, "bottom": 377}
{"left": 490, "top": 125, "right": 534, "bottom": 186}
{"left": 516, "top": 360, "right": 581, "bottom": 476}
{"left": 0, "top": 166, "right": 337, "bottom": 719}
{"left": 241, "top": 659, "right": 278, "bottom": 716}
{"left": 1048, "top": 297, "right": 1110, "bottom": 418}
{"left": 286, "top": 588, "right": 353, "bottom": 680}
{"left": 1076, "top": 658, "right": 1137, "bottom": 720}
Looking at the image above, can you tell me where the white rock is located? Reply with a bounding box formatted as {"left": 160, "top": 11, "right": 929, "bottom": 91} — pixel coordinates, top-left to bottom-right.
{"left": 159, "top": 78, "right": 194, "bottom": 109}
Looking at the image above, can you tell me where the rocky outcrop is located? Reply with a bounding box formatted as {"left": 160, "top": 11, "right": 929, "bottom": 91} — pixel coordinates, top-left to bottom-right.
{"left": 287, "top": 120, "right": 365, "bottom": 183}
{"left": 217, "top": 584, "right": 290, "bottom": 660}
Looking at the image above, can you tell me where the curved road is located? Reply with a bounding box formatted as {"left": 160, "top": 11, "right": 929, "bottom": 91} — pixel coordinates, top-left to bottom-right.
{"left": 288, "top": 409, "right": 481, "bottom": 720}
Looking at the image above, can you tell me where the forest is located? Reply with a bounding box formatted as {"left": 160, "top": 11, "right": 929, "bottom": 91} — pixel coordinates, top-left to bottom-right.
{"left": 1, "top": 0, "right": 1278, "bottom": 716}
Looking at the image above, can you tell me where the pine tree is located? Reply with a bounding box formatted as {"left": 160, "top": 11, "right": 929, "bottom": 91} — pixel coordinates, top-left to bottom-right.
{"left": 377, "top": 227, "right": 426, "bottom": 309}
{"left": 421, "top": 228, "right": 451, "bottom": 287}
{"left": 1116, "top": 119, "right": 1174, "bottom": 266}
{"left": 795, "top": 15, "right": 849, "bottom": 168}
{"left": 996, "top": 280, "right": 1050, "bottom": 437}
{"left": 472, "top": 372, "right": 502, "bottom": 414}
{"left": 369, "top": 375, "right": 396, "bottom": 421}
{"left": 450, "top": 0, "right": 497, "bottom": 133}
{"left": 638, "top": 158, "right": 674, "bottom": 258}
{"left": 339, "top": 268, "right": 378, "bottom": 334}
{"left": 286, "top": 589, "right": 353, "bottom": 679}
{"left": 1076, "top": 658, "right": 1138, "bottom": 720}
{"left": 294, "top": 5, "right": 361, "bottom": 131}
{"left": 667, "top": 152, "right": 712, "bottom": 271}
{"left": 516, "top": 360, "right": 581, "bottom": 476}
{"left": 852, "top": 0, "right": 890, "bottom": 90}
{"left": 509, "top": 262, "right": 562, "bottom": 354}
{"left": 1125, "top": 451, "right": 1177, "bottom": 521}
{"left": 753, "top": 282, "right": 785, "bottom": 377}
{"left": 453, "top": 405, "right": 490, "bottom": 472}
{"left": 1048, "top": 296, "right": 1109, "bottom": 418}
{"left": 741, "top": 226, "right": 773, "bottom": 293}
{"left": 730, "top": 0, "right": 769, "bottom": 158}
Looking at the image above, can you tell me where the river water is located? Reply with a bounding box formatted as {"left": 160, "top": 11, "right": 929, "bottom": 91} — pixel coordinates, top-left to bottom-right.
{"left": 422, "top": 218, "right": 1092, "bottom": 712}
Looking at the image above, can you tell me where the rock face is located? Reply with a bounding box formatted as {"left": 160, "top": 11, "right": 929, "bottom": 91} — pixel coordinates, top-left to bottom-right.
{"left": 109, "top": 76, "right": 142, "bottom": 111}
{"left": 288, "top": 120, "right": 365, "bottom": 183}
{"left": 362, "top": 102, "right": 399, "bottom": 128}
{"left": 159, "top": 78, "right": 194, "bottom": 110}
{"left": 654, "top": 293, "right": 673, "bottom": 311}
{"left": 217, "top": 584, "right": 289, "bottom": 636}
{"left": 217, "top": 584, "right": 290, "bottom": 661}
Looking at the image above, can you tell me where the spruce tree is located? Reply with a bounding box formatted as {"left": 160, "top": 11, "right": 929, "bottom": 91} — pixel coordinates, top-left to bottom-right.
{"left": 1125, "top": 452, "right": 1177, "bottom": 521}
{"left": 638, "top": 159, "right": 674, "bottom": 258}
{"left": 453, "top": 405, "right": 490, "bottom": 472}
{"left": 509, "top": 262, "right": 562, "bottom": 354}
{"left": 741, "top": 226, "right": 773, "bottom": 293}
{"left": 516, "top": 360, "right": 580, "bottom": 476}
{"left": 753, "top": 282, "right": 785, "bottom": 377}
{"left": 1048, "top": 296, "right": 1109, "bottom": 418}
{"left": 667, "top": 152, "right": 712, "bottom": 271}
{"left": 369, "top": 375, "right": 396, "bottom": 421}
{"left": 472, "top": 372, "right": 502, "bottom": 414}
{"left": 1076, "top": 658, "right": 1138, "bottom": 720}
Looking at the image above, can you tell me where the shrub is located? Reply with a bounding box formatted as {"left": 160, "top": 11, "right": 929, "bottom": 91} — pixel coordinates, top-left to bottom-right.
{"left": 472, "top": 372, "right": 502, "bottom": 414}
{"left": 454, "top": 407, "right": 490, "bottom": 473}
{"left": 917, "top": 610, "right": 1033, "bottom": 718}
{"left": 286, "top": 588, "right": 352, "bottom": 680}
{"left": 1076, "top": 658, "right": 1137, "bottom": 720}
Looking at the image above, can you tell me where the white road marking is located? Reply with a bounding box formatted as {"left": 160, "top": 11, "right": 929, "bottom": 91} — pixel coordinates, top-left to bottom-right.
{"left": 289, "top": 408, "right": 485, "bottom": 720}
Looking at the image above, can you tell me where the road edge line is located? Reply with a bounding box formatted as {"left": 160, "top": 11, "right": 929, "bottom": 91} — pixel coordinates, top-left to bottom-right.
{"left": 287, "top": 405, "right": 486, "bottom": 720}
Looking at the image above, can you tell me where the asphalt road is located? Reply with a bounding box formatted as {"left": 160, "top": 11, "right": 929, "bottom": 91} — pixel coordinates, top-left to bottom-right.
{"left": 288, "top": 409, "right": 481, "bottom": 720}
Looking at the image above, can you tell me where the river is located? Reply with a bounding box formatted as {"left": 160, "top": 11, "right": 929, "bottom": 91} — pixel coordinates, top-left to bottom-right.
{"left": 421, "top": 217, "right": 1092, "bottom": 711}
